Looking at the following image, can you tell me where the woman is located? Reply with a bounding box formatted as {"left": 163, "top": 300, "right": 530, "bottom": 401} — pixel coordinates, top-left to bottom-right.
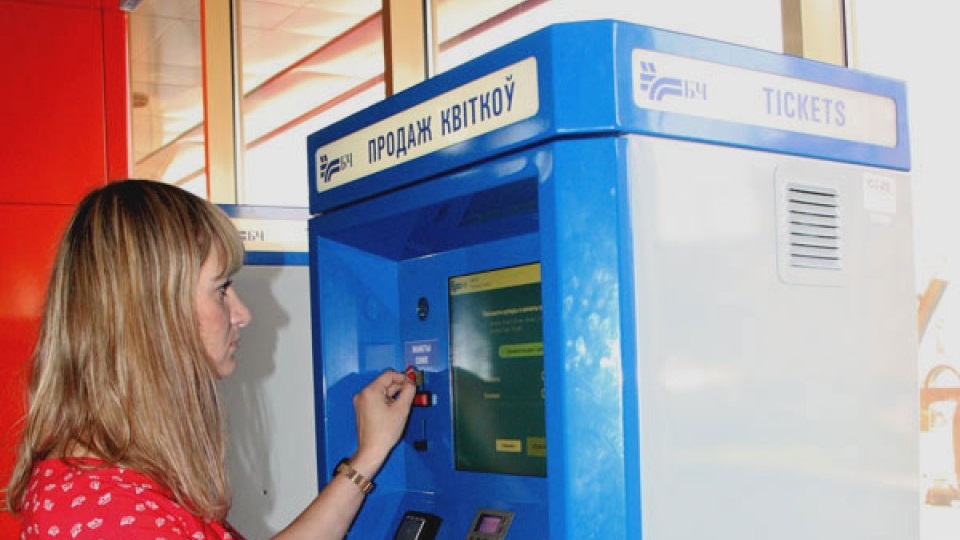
{"left": 5, "top": 179, "right": 415, "bottom": 539}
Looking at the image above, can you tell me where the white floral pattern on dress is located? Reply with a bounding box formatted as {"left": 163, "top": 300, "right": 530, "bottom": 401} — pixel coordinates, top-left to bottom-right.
{"left": 20, "top": 459, "right": 244, "bottom": 540}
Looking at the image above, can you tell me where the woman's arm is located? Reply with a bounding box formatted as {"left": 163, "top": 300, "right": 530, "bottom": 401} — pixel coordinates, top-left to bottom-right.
{"left": 272, "top": 369, "right": 415, "bottom": 540}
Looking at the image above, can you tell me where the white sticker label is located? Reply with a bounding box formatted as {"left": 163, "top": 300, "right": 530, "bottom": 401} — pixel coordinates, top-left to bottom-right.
{"left": 632, "top": 49, "right": 898, "bottom": 147}
{"left": 315, "top": 57, "right": 540, "bottom": 193}
{"left": 862, "top": 173, "right": 897, "bottom": 214}
{"left": 231, "top": 218, "right": 308, "bottom": 253}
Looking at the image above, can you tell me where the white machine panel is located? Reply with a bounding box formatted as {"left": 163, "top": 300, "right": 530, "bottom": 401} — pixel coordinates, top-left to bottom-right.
{"left": 627, "top": 135, "right": 917, "bottom": 539}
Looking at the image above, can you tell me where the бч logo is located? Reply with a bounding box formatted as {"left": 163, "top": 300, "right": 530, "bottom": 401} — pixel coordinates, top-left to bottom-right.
{"left": 638, "top": 61, "right": 707, "bottom": 101}
{"left": 317, "top": 152, "right": 353, "bottom": 184}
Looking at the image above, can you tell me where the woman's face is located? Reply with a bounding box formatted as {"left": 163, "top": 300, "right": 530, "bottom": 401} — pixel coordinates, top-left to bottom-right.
{"left": 195, "top": 249, "right": 251, "bottom": 378}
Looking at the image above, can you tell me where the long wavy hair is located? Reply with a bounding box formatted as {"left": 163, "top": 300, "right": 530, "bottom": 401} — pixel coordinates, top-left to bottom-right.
{"left": 5, "top": 179, "right": 244, "bottom": 520}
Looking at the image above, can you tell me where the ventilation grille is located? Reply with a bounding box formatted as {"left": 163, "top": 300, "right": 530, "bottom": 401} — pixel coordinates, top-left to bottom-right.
{"left": 785, "top": 185, "right": 841, "bottom": 270}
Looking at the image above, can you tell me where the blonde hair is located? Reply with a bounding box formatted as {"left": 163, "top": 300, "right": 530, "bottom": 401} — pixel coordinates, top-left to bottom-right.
{"left": 5, "top": 179, "right": 244, "bottom": 520}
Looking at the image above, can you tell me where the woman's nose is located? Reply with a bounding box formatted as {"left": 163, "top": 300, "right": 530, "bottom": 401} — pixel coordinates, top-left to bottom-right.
{"left": 232, "top": 294, "right": 252, "bottom": 328}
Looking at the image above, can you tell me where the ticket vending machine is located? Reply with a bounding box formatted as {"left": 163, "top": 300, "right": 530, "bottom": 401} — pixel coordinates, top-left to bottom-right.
{"left": 306, "top": 21, "right": 917, "bottom": 540}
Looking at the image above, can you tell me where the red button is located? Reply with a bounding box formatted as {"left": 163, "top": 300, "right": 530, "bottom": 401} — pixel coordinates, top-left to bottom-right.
{"left": 405, "top": 366, "right": 423, "bottom": 386}
{"left": 413, "top": 391, "right": 433, "bottom": 407}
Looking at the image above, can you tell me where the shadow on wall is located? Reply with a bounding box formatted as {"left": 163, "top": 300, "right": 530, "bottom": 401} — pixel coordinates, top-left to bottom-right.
{"left": 220, "top": 264, "right": 317, "bottom": 539}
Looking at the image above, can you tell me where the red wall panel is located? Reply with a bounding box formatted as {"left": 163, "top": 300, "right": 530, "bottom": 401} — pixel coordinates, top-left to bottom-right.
{"left": 3, "top": 0, "right": 104, "bottom": 7}
{"left": 0, "top": 0, "right": 109, "bottom": 204}
{"left": 0, "top": 1, "right": 124, "bottom": 534}
{"left": 0, "top": 204, "right": 73, "bottom": 533}
{"left": 103, "top": 6, "right": 131, "bottom": 180}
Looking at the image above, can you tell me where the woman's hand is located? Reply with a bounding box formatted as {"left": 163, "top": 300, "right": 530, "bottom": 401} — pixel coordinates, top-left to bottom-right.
{"left": 350, "top": 369, "right": 416, "bottom": 478}
{"left": 273, "top": 371, "right": 416, "bottom": 540}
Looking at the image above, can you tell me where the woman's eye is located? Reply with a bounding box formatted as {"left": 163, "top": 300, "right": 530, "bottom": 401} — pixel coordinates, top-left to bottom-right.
{"left": 218, "top": 279, "right": 234, "bottom": 297}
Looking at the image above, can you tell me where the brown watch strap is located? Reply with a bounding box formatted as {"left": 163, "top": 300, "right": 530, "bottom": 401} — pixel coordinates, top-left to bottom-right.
{"left": 335, "top": 459, "right": 375, "bottom": 494}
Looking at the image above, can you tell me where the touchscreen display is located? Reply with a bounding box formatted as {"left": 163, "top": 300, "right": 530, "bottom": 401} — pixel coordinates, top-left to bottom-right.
{"left": 449, "top": 263, "right": 546, "bottom": 476}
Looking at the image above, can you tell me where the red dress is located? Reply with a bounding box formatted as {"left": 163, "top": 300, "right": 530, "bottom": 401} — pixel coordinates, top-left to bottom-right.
{"left": 19, "top": 458, "right": 245, "bottom": 540}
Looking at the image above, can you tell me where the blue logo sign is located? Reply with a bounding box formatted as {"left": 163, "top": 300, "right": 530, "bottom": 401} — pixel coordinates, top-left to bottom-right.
{"left": 638, "top": 61, "right": 707, "bottom": 101}
{"left": 317, "top": 153, "right": 353, "bottom": 184}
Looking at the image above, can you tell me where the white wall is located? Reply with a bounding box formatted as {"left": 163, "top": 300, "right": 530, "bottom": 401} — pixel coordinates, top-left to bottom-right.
{"left": 222, "top": 265, "right": 317, "bottom": 538}
{"left": 854, "top": 2, "right": 960, "bottom": 539}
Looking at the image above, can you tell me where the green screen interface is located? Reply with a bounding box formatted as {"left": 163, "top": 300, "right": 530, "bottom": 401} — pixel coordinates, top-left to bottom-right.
{"left": 449, "top": 263, "right": 546, "bottom": 476}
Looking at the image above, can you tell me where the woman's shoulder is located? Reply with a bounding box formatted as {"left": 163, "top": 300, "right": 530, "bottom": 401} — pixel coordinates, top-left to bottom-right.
{"left": 28, "top": 457, "right": 161, "bottom": 489}
{"left": 20, "top": 458, "right": 241, "bottom": 539}
{"left": 24, "top": 457, "right": 171, "bottom": 510}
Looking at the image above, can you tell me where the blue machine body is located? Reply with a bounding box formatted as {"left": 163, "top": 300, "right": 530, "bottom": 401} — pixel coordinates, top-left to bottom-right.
{"left": 306, "top": 20, "right": 910, "bottom": 540}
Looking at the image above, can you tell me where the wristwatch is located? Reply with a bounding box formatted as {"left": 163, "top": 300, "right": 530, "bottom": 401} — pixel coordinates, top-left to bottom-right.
{"left": 336, "top": 458, "right": 375, "bottom": 495}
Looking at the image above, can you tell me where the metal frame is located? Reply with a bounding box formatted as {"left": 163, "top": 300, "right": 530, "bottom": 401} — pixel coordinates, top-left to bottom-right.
{"left": 201, "top": 0, "right": 244, "bottom": 203}
{"left": 781, "top": 0, "right": 848, "bottom": 65}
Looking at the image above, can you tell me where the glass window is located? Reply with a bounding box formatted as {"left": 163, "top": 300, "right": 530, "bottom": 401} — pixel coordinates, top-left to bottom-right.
{"left": 436, "top": 0, "right": 783, "bottom": 74}
{"left": 128, "top": 0, "right": 206, "bottom": 196}
{"left": 436, "top": 0, "right": 541, "bottom": 72}
{"left": 239, "top": 0, "right": 385, "bottom": 206}
{"left": 129, "top": 0, "right": 783, "bottom": 203}
{"left": 128, "top": 0, "right": 385, "bottom": 203}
